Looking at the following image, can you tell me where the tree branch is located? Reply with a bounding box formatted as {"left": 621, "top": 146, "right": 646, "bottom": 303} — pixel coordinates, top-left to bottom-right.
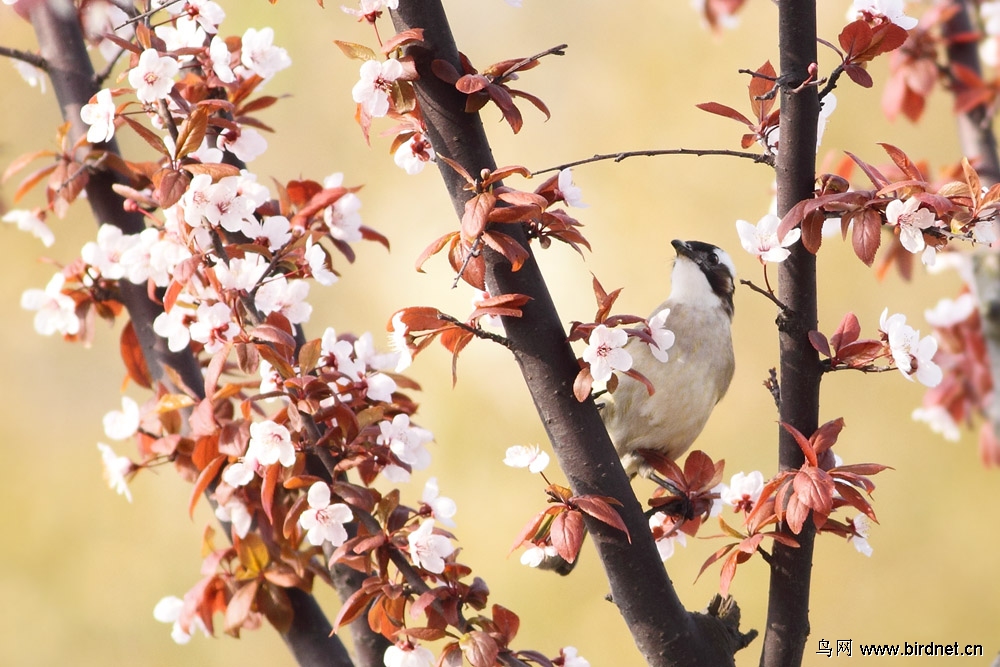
{"left": 0, "top": 44, "right": 47, "bottom": 70}
{"left": 760, "top": 2, "right": 823, "bottom": 667}
{"left": 25, "top": 4, "right": 350, "bottom": 666}
{"left": 391, "top": 1, "right": 750, "bottom": 665}
{"left": 532, "top": 147, "right": 774, "bottom": 176}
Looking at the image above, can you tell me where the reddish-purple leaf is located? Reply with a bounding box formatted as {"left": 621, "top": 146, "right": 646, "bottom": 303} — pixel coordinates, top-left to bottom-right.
{"left": 851, "top": 208, "right": 882, "bottom": 266}
{"left": 695, "top": 101, "right": 753, "bottom": 127}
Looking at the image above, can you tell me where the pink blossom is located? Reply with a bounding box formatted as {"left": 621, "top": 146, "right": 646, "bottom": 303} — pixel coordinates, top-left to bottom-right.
{"left": 298, "top": 482, "right": 353, "bottom": 546}
{"left": 582, "top": 325, "right": 632, "bottom": 383}
{"left": 128, "top": 49, "right": 180, "bottom": 104}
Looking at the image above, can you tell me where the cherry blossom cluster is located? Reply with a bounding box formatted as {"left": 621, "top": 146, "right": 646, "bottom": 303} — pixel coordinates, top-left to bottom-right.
{"left": 505, "top": 430, "right": 880, "bottom": 588}
{"left": 3, "top": 1, "right": 597, "bottom": 664}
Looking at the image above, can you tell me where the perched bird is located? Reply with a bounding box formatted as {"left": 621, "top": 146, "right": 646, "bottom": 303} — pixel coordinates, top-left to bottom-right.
{"left": 545, "top": 239, "right": 736, "bottom": 574}
{"left": 600, "top": 239, "right": 736, "bottom": 477}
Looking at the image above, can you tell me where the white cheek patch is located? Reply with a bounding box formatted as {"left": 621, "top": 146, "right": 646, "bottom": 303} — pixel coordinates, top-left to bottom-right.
{"left": 714, "top": 249, "right": 737, "bottom": 283}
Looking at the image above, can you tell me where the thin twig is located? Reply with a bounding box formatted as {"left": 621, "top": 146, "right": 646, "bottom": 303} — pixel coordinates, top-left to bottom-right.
{"left": 821, "top": 360, "right": 897, "bottom": 375}
{"left": 739, "top": 278, "right": 789, "bottom": 311}
{"left": 498, "top": 43, "right": 568, "bottom": 79}
{"left": 450, "top": 235, "right": 483, "bottom": 289}
{"left": 0, "top": 45, "right": 47, "bottom": 70}
{"left": 532, "top": 147, "right": 774, "bottom": 176}
{"left": 115, "top": 0, "right": 185, "bottom": 29}
{"left": 437, "top": 313, "right": 512, "bottom": 348}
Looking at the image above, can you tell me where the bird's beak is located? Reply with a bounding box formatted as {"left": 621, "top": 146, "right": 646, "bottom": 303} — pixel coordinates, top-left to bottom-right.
{"left": 671, "top": 239, "right": 695, "bottom": 260}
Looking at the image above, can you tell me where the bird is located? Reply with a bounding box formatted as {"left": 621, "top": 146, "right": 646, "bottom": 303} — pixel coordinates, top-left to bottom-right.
{"left": 544, "top": 239, "right": 736, "bottom": 575}
{"left": 600, "top": 238, "right": 736, "bottom": 478}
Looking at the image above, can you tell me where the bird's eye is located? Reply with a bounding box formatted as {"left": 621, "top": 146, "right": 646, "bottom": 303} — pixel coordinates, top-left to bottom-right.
{"left": 707, "top": 253, "right": 720, "bottom": 266}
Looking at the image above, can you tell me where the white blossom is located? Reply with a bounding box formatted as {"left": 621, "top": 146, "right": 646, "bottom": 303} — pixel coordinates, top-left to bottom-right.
{"left": 557, "top": 168, "right": 587, "bottom": 208}
{"left": 736, "top": 213, "right": 800, "bottom": 263}
{"left": 647, "top": 308, "right": 676, "bottom": 363}
{"left": 21, "top": 273, "right": 80, "bottom": 336}
{"left": 582, "top": 325, "right": 632, "bottom": 383}
{"left": 298, "top": 482, "right": 353, "bottom": 547}
{"left": 240, "top": 27, "right": 291, "bottom": 80}
{"left": 2, "top": 209, "right": 54, "bottom": 247}
{"left": 80, "top": 88, "right": 116, "bottom": 143}
{"left": 407, "top": 519, "right": 454, "bottom": 574}
{"left": 885, "top": 198, "right": 937, "bottom": 254}
{"left": 503, "top": 444, "right": 550, "bottom": 473}
{"left": 128, "top": 49, "right": 180, "bottom": 104}
{"left": 97, "top": 442, "right": 133, "bottom": 502}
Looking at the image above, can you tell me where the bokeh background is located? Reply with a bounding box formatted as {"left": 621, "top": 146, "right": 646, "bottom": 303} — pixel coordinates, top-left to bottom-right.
{"left": 0, "top": 1, "right": 996, "bottom": 665}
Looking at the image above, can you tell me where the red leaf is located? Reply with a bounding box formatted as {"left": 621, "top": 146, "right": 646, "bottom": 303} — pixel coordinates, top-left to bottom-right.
{"left": 695, "top": 101, "right": 753, "bottom": 127}
{"left": 830, "top": 312, "right": 861, "bottom": 351}
{"left": 573, "top": 495, "right": 629, "bottom": 540}
{"left": 120, "top": 320, "right": 153, "bottom": 389}
{"left": 836, "top": 340, "right": 885, "bottom": 366}
{"left": 461, "top": 630, "right": 499, "bottom": 667}
{"left": 851, "top": 208, "right": 882, "bottom": 266}
{"left": 381, "top": 28, "right": 424, "bottom": 53}
{"left": 845, "top": 63, "right": 874, "bottom": 88}
{"left": 549, "top": 510, "right": 585, "bottom": 563}
{"left": 683, "top": 450, "right": 721, "bottom": 491}
{"left": 573, "top": 366, "right": 594, "bottom": 402}
{"left": 120, "top": 116, "right": 169, "bottom": 156}
{"left": 461, "top": 192, "right": 496, "bottom": 240}
{"left": 749, "top": 61, "right": 778, "bottom": 121}
{"left": 845, "top": 151, "right": 890, "bottom": 189}
{"left": 793, "top": 467, "right": 835, "bottom": 517}
{"left": 492, "top": 604, "right": 520, "bottom": 645}
{"left": 811, "top": 417, "right": 845, "bottom": 455}
{"left": 415, "top": 232, "right": 458, "bottom": 273}
{"left": 838, "top": 20, "right": 874, "bottom": 58}
{"left": 481, "top": 231, "right": 529, "bottom": 271}
{"left": 808, "top": 330, "right": 831, "bottom": 357}
{"left": 224, "top": 580, "right": 260, "bottom": 633}
{"left": 780, "top": 421, "right": 817, "bottom": 466}
{"left": 261, "top": 463, "right": 281, "bottom": 524}
{"left": 878, "top": 143, "right": 924, "bottom": 182}
{"left": 332, "top": 586, "right": 376, "bottom": 633}
{"left": 188, "top": 455, "right": 227, "bottom": 519}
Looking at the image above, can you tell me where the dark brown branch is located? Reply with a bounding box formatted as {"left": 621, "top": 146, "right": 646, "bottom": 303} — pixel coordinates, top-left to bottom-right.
{"left": 26, "top": 4, "right": 349, "bottom": 666}
{"left": 533, "top": 147, "right": 774, "bottom": 176}
{"left": 760, "top": 3, "right": 823, "bottom": 667}
{"left": 391, "top": 1, "right": 749, "bottom": 665}
{"left": 0, "top": 44, "right": 47, "bottom": 70}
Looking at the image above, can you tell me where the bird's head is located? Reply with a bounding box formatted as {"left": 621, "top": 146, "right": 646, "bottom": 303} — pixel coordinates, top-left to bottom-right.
{"left": 668, "top": 239, "right": 736, "bottom": 318}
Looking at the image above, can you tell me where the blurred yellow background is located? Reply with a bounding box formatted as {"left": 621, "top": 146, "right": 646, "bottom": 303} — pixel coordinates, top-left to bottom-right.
{"left": 0, "top": 2, "right": 995, "bottom": 666}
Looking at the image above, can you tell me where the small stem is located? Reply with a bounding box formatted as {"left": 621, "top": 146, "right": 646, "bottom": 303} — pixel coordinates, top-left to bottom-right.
{"left": 450, "top": 235, "right": 483, "bottom": 289}
{"left": 437, "top": 313, "right": 511, "bottom": 348}
{"left": 115, "top": 0, "right": 184, "bottom": 29}
{"left": 498, "top": 43, "right": 568, "bottom": 79}
{"left": 739, "top": 277, "right": 789, "bottom": 312}
{"left": 532, "top": 147, "right": 774, "bottom": 176}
